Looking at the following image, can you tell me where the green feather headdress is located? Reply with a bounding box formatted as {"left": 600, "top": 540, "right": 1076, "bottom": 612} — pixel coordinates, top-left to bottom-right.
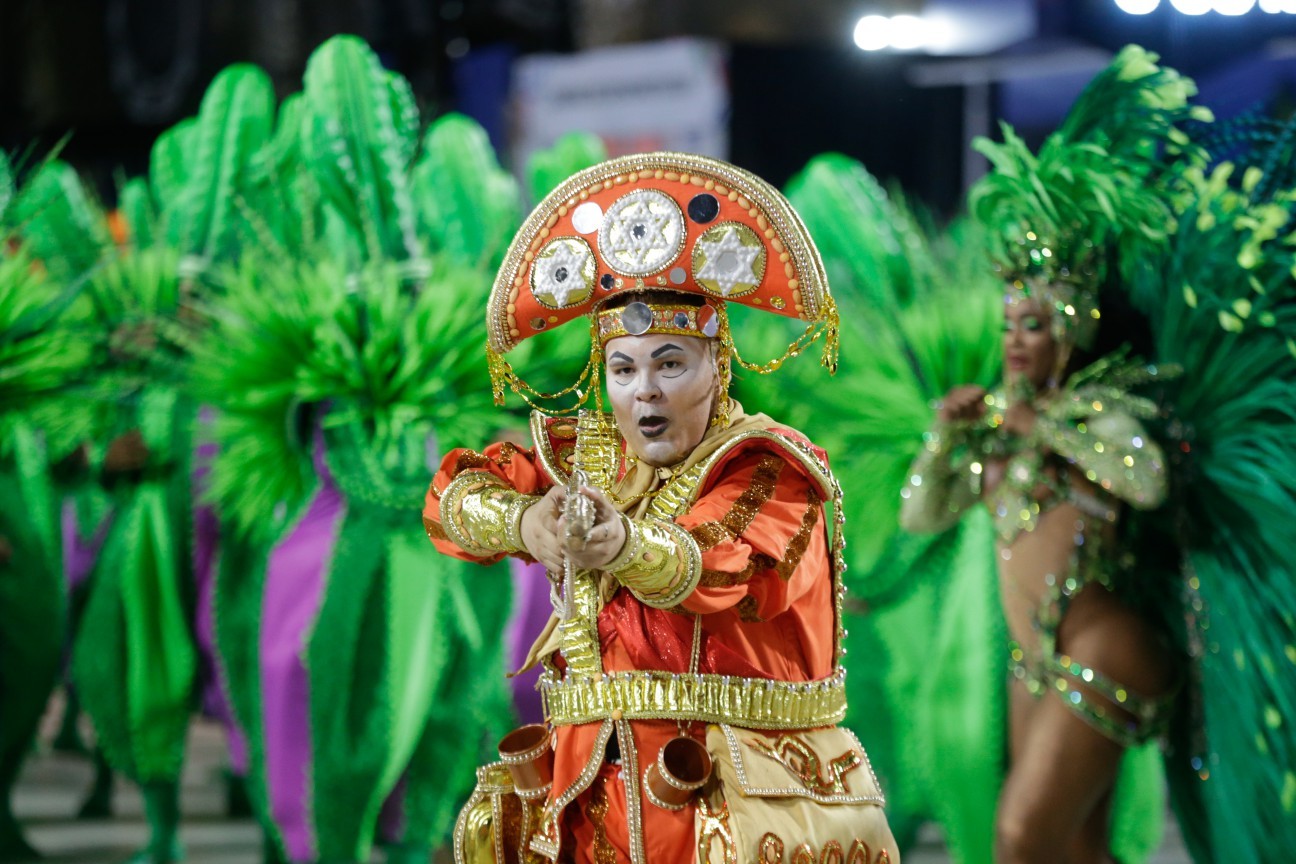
{"left": 969, "top": 45, "right": 1211, "bottom": 352}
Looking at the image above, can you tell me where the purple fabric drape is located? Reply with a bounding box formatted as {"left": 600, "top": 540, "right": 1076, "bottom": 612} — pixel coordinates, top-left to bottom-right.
{"left": 260, "top": 437, "right": 347, "bottom": 862}
{"left": 191, "top": 413, "right": 251, "bottom": 774}
{"left": 505, "top": 559, "right": 551, "bottom": 725}
{"left": 60, "top": 500, "right": 111, "bottom": 593}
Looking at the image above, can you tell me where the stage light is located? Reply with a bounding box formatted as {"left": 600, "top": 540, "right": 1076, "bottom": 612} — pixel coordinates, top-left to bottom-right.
{"left": 1168, "top": 0, "right": 1213, "bottom": 12}
{"left": 888, "top": 15, "right": 929, "bottom": 50}
{"left": 1115, "top": 0, "right": 1161, "bottom": 12}
{"left": 853, "top": 15, "right": 891, "bottom": 51}
{"left": 1214, "top": 0, "right": 1257, "bottom": 13}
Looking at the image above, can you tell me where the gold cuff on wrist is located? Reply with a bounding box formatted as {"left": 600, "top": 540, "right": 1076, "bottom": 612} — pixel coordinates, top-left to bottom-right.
{"left": 605, "top": 517, "right": 702, "bottom": 609}
{"left": 439, "top": 471, "right": 538, "bottom": 556}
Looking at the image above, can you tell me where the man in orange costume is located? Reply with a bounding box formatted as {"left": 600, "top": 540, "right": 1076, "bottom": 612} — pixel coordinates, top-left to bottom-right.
{"left": 423, "top": 154, "right": 898, "bottom": 864}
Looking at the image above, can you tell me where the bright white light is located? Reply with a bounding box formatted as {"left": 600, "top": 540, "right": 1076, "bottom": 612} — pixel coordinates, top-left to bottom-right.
{"left": 889, "top": 14, "right": 929, "bottom": 50}
{"left": 918, "top": 14, "right": 956, "bottom": 53}
{"left": 1115, "top": 0, "right": 1160, "bottom": 12}
{"left": 1259, "top": 0, "right": 1280, "bottom": 10}
{"left": 1169, "top": 0, "right": 1213, "bottom": 13}
{"left": 853, "top": 15, "right": 891, "bottom": 51}
{"left": 1214, "top": 0, "right": 1257, "bottom": 13}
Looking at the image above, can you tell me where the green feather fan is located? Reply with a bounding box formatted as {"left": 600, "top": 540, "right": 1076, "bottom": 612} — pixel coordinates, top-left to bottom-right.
{"left": 197, "top": 252, "right": 501, "bottom": 537}
{"left": 525, "top": 132, "right": 608, "bottom": 203}
{"left": 301, "top": 35, "right": 423, "bottom": 266}
{"left": 0, "top": 243, "right": 95, "bottom": 434}
{"left": 970, "top": 45, "right": 1210, "bottom": 294}
{"left": 412, "top": 113, "right": 521, "bottom": 271}
{"left": 11, "top": 160, "right": 113, "bottom": 283}
{"left": 1126, "top": 157, "right": 1296, "bottom": 864}
{"left": 165, "top": 64, "right": 277, "bottom": 273}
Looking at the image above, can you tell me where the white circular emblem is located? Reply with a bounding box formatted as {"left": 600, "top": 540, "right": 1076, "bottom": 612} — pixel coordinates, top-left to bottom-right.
{"left": 692, "top": 222, "right": 767, "bottom": 298}
{"left": 530, "top": 237, "right": 596, "bottom": 308}
{"left": 571, "top": 201, "right": 604, "bottom": 235}
{"left": 597, "top": 189, "right": 686, "bottom": 277}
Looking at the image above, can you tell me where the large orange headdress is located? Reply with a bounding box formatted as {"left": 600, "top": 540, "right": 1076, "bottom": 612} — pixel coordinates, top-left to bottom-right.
{"left": 486, "top": 152, "right": 838, "bottom": 414}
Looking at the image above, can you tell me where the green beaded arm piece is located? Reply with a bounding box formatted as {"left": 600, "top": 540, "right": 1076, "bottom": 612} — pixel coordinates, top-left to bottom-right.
{"left": 1031, "top": 402, "right": 1167, "bottom": 511}
{"left": 899, "top": 421, "right": 982, "bottom": 534}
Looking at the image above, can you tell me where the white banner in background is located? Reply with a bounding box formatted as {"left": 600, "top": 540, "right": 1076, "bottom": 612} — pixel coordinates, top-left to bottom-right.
{"left": 511, "top": 38, "right": 729, "bottom": 188}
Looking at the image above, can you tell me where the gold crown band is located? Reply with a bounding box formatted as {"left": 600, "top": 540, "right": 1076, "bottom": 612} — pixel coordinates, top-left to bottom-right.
{"left": 595, "top": 301, "right": 722, "bottom": 346}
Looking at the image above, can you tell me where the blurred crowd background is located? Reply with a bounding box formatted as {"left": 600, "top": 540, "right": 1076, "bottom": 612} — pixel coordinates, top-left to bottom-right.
{"left": 3, "top": 0, "right": 1295, "bottom": 217}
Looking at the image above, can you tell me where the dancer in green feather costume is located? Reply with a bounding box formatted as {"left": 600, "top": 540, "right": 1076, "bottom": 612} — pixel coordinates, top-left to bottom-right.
{"left": 734, "top": 47, "right": 1226, "bottom": 862}
{"left": 186, "top": 37, "right": 602, "bottom": 863}
{"left": 883, "top": 45, "right": 1293, "bottom": 864}
{"left": 0, "top": 157, "right": 100, "bottom": 860}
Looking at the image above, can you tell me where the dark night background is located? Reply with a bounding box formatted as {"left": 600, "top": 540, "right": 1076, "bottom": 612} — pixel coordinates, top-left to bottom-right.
{"left": 2, "top": 0, "right": 1294, "bottom": 216}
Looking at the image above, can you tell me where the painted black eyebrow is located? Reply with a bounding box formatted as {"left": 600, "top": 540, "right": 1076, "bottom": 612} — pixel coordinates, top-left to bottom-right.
{"left": 608, "top": 351, "right": 634, "bottom": 363}
{"left": 650, "top": 343, "right": 685, "bottom": 358}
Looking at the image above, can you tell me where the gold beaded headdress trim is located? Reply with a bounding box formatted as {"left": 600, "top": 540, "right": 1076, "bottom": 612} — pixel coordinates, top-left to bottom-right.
{"left": 596, "top": 301, "right": 721, "bottom": 345}
{"left": 484, "top": 152, "right": 840, "bottom": 415}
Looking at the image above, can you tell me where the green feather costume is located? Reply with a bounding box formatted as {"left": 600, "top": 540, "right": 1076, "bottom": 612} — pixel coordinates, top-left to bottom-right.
{"left": 0, "top": 156, "right": 99, "bottom": 859}
{"left": 187, "top": 36, "right": 540, "bottom": 862}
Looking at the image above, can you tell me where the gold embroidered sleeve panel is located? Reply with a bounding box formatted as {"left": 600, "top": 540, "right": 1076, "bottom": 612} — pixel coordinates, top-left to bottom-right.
{"left": 438, "top": 470, "right": 541, "bottom": 557}
{"left": 1032, "top": 408, "right": 1167, "bottom": 510}
{"left": 605, "top": 517, "right": 703, "bottom": 609}
{"left": 899, "top": 421, "right": 981, "bottom": 534}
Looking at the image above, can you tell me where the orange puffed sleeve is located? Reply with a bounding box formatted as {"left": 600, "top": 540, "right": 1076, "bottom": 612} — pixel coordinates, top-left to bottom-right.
{"left": 673, "top": 447, "right": 829, "bottom": 621}
{"left": 422, "top": 441, "right": 555, "bottom": 563}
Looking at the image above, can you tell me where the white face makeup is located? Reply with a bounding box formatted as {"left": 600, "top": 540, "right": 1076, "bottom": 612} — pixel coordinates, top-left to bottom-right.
{"left": 604, "top": 333, "right": 718, "bottom": 468}
{"left": 1004, "top": 295, "right": 1059, "bottom": 392}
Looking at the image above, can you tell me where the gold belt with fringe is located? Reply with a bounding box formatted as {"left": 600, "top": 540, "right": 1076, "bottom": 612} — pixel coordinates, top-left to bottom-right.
{"left": 539, "top": 669, "right": 848, "bottom": 730}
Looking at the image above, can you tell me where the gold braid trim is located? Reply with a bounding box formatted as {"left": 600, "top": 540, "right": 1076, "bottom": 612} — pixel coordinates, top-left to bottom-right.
{"left": 606, "top": 518, "right": 703, "bottom": 609}
{"left": 689, "top": 521, "right": 736, "bottom": 552}
{"left": 538, "top": 668, "right": 848, "bottom": 729}
{"left": 438, "top": 470, "right": 539, "bottom": 556}
{"left": 720, "top": 455, "right": 784, "bottom": 536}
{"left": 422, "top": 515, "right": 449, "bottom": 543}
{"left": 775, "top": 489, "right": 823, "bottom": 581}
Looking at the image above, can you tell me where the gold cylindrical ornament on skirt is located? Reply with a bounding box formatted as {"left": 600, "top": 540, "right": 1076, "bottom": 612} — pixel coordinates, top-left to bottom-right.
{"left": 498, "top": 724, "right": 554, "bottom": 800}
{"left": 644, "top": 736, "right": 712, "bottom": 810}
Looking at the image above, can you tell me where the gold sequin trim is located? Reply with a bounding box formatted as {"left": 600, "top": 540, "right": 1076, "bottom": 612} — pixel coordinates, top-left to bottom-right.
{"left": 719, "top": 725, "right": 884, "bottom": 805}
{"left": 699, "top": 552, "right": 773, "bottom": 589}
{"left": 612, "top": 519, "right": 703, "bottom": 610}
{"left": 533, "top": 720, "right": 615, "bottom": 860}
{"left": 721, "top": 456, "right": 784, "bottom": 537}
{"left": 736, "top": 595, "right": 763, "bottom": 622}
{"left": 775, "top": 490, "right": 822, "bottom": 581}
{"left": 696, "top": 797, "right": 738, "bottom": 864}
{"left": 616, "top": 718, "right": 648, "bottom": 864}
{"left": 497, "top": 441, "right": 520, "bottom": 465}
{"left": 438, "top": 471, "right": 537, "bottom": 556}
{"left": 744, "top": 734, "right": 863, "bottom": 797}
{"left": 757, "top": 833, "right": 785, "bottom": 864}
{"left": 587, "top": 779, "right": 618, "bottom": 864}
{"left": 847, "top": 840, "right": 891, "bottom": 864}
{"left": 422, "top": 515, "right": 448, "bottom": 542}
{"left": 689, "top": 521, "right": 735, "bottom": 552}
{"left": 452, "top": 449, "right": 494, "bottom": 478}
